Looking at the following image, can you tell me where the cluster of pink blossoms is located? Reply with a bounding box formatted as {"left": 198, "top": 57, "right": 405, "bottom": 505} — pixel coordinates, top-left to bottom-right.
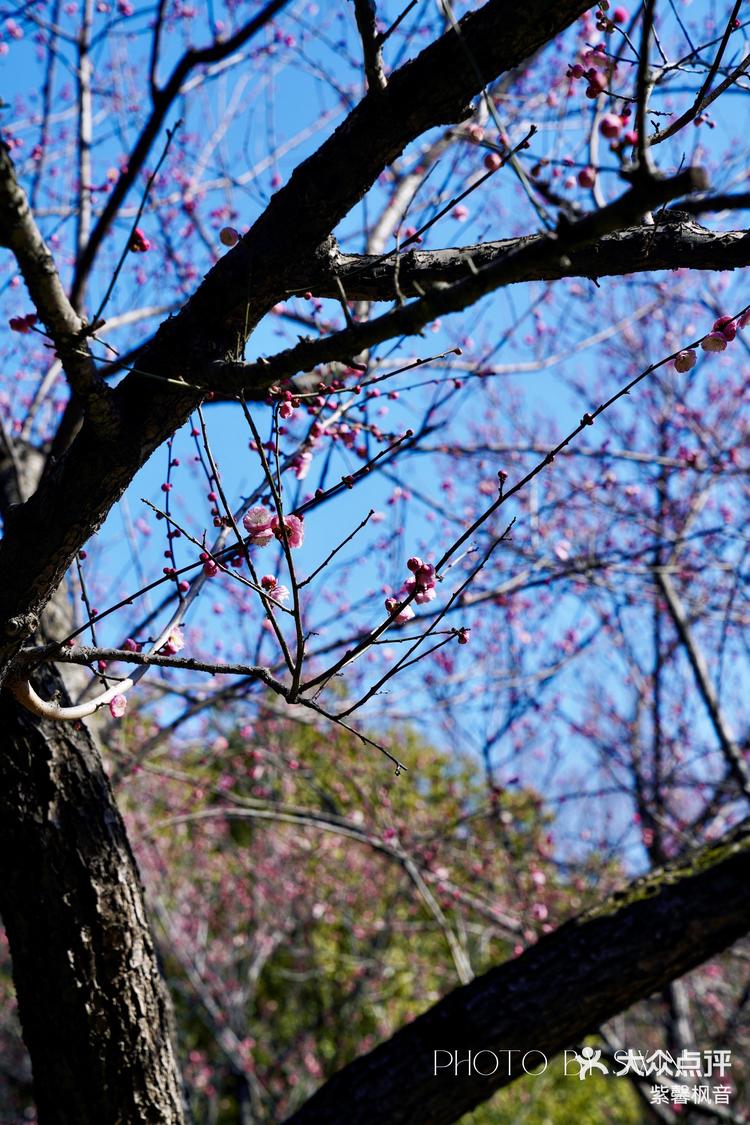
{"left": 242, "top": 506, "right": 304, "bottom": 549}
{"left": 129, "top": 227, "right": 151, "bottom": 253}
{"left": 674, "top": 310, "right": 750, "bottom": 372}
{"left": 197, "top": 509, "right": 304, "bottom": 579}
{"left": 384, "top": 556, "right": 438, "bottom": 624}
{"left": 9, "top": 313, "right": 37, "bottom": 333}
{"left": 277, "top": 390, "right": 297, "bottom": 420}
{"left": 701, "top": 313, "right": 743, "bottom": 351}
{"left": 567, "top": 43, "right": 610, "bottom": 98}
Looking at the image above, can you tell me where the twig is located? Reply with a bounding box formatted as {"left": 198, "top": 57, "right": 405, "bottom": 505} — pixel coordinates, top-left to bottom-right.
{"left": 377, "top": 0, "right": 417, "bottom": 47}
{"left": 300, "top": 510, "right": 375, "bottom": 588}
{"left": 337, "top": 519, "right": 514, "bottom": 715}
{"left": 656, "top": 570, "right": 750, "bottom": 801}
{"left": 353, "top": 0, "right": 387, "bottom": 91}
{"left": 240, "top": 399, "right": 306, "bottom": 699}
{"left": 92, "top": 121, "right": 181, "bottom": 326}
{"left": 74, "top": 0, "right": 94, "bottom": 273}
{"left": 651, "top": 44, "right": 750, "bottom": 146}
{"left": 70, "top": 0, "right": 292, "bottom": 306}
{"left": 635, "top": 0, "right": 656, "bottom": 176}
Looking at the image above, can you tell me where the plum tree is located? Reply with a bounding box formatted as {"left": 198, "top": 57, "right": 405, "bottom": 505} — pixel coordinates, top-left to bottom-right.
{"left": 1, "top": 0, "right": 749, "bottom": 1121}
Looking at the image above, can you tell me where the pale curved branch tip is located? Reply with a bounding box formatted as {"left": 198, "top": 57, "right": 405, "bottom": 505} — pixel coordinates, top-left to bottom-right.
{"left": 8, "top": 674, "right": 134, "bottom": 722}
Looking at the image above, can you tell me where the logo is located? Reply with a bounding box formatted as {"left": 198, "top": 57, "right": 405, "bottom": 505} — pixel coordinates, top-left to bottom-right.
{"left": 565, "top": 1046, "right": 608, "bottom": 1080}
{"left": 432, "top": 1046, "right": 735, "bottom": 1109}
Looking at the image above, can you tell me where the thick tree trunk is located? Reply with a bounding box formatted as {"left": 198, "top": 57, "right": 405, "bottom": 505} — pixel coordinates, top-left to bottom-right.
{"left": 286, "top": 821, "right": 750, "bottom": 1125}
{"left": 0, "top": 664, "right": 185, "bottom": 1124}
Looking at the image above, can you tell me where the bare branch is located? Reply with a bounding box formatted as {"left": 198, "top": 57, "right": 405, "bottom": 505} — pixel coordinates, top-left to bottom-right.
{"left": 70, "top": 0, "right": 293, "bottom": 308}
{"left": 652, "top": 45, "right": 750, "bottom": 146}
{"left": 75, "top": 0, "right": 94, "bottom": 263}
{"left": 352, "top": 0, "right": 387, "bottom": 91}
{"left": 0, "top": 140, "right": 106, "bottom": 408}
{"left": 206, "top": 168, "right": 708, "bottom": 395}
{"left": 313, "top": 218, "right": 749, "bottom": 302}
{"left": 656, "top": 571, "right": 750, "bottom": 800}
{"left": 651, "top": 2, "right": 746, "bottom": 146}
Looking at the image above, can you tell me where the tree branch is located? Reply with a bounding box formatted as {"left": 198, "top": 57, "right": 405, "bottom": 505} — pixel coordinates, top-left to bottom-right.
{"left": 0, "top": 0, "right": 592, "bottom": 676}
{"left": 207, "top": 167, "right": 708, "bottom": 396}
{"left": 668, "top": 191, "right": 750, "bottom": 215}
{"left": 70, "top": 0, "right": 292, "bottom": 308}
{"left": 286, "top": 820, "right": 750, "bottom": 1125}
{"left": 651, "top": 7, "right": 747, "bottom": 146}
{"left": 656, "top": 571, "right": 750, "bottom": 799}
{"left": 0, "top": 141, "right": 103, "bottom": 405}
{"left": 352, "top": 0, "right": 387, "bottom": 91}
{"left": 309, "top": 218, "right": 749, "bottom": 301}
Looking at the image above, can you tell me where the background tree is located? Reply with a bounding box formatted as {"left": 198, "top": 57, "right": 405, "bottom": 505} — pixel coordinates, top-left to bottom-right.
{"left": 1, "top": 0, "right": 750, "bottom": 1121}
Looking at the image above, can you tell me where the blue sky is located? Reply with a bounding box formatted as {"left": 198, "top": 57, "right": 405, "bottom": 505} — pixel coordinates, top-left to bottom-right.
{"left": 1, "top": 0, "right": 748, "bottom": 866}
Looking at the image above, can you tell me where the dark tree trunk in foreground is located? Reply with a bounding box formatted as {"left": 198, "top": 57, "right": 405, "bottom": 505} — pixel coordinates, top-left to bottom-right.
{"left": 287, "top": 821, "right": 750, "bottom": 1125}
{"left": 0, "top": 664, "right": 184, "bottom": 1125}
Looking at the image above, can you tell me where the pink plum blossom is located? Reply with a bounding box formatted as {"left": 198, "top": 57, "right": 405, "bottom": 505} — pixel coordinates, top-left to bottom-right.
{"left": 585, "top": 70, "right": 607, "bottom": 98}
{"left": 701, "top": 332, "right": 728, "bottom": 353}
{"left": 600, "top": 113, "right": 621, "bottom": 139}
{"left": 161, "top": 627, "right": 184, "bottom": 656}
{"left": 713, "top": 315, "right": 736, "bottom": 341}
{"left": 109, "top": 695, "right": 127, "bottom": 719}
{"left": 129, "top": 227, "right": 151, "bottom": 253}
{"left": 260, "top": 574, "right": 290, "bottom": 604}
{"left": 272, "top": 513, "right": 304, "bottom": 549}
{"left": 243, "top": 506, "right": 275, "bottom": 546}
{"left": 673, "top": 349, "right": 697, "bottom": 373}
{"left": 385, "top": 597, "right": 415, "bottom": 625}
{"left": 293, "top": 451, "right": 313, "bottom": 480}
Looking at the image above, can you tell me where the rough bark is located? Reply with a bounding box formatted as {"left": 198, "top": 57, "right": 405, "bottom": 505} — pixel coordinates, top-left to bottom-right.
{"left": 201, "top": 168, "right": 709, "bottom": 397}
{"left": 320, "top": 221, "right": 750, "bottom": 300}
{"left": 0, "top": 664, "right": 185, "bottom": 1125}
{"left": 286, "top": 821, "right": 750, "bottom": 1125}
